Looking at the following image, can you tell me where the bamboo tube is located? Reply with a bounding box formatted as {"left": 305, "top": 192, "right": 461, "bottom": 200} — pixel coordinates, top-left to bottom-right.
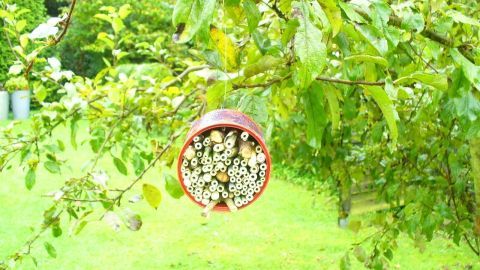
{"left": 227, "top": 169, "right": 235, "bottom": 177}
{"left": 201, "top": 198, "right": 210, "bottom": 206}
{"left": 259, "top": 171, "right": 266, "bottom": 177}
{"left": 211, "top": 180, "right": 219, "bottom": 187}
{"left": 225, "top": 159, "right": 232, "bottom": 166}
{"left": 246, "top": 194, "right": 254, "bottom": 201}
{"left": 249, "top": 182, "right": 256, "bottom": 188}
{"left": 217, "top": 184, "right": 225, "bottom": 192}
{"left": 210, "top": 130, "right": 224, "bottom": 144}
{"left": 234, "top": 190, "right": 241, "bottom": 197}
{"left": 193, "top": 135, "right": 204, "bottom": 142}
{"left": 241, "top": 189, "right": 247, "bottom": 195}
{"left": 182, "top": 159, "right": 190, "bottom": 167}
{"left": 209, "top": 169, "right": 217, "bottom": 176}
{"left": 222, "top": 191, "right": 229, "bottom": 199}
{"left": 234, "top": 197, "right": 243, "bottom": 207}
{"left": 203, "top": 137, "right": 211, "bottom": 147}
{"left": 255, "top": 145, "right": 262, "bottom": 154}
{"left": 250, "top": 166, "right": 259, "bottom": 174}
{"left": 196, "top": 151, "right": 203, "bottom": 158}
{"left": 194, "top": 142, "right": 203, "bottom": 150}
{"left": 201, "top": 200, "right": 219, "bottom": 217}
{"left": 203, "top": 190, "right": 211, "bottom": 199}
{"left": 233, "top": 158, "right": 240, "bottom": 165}
{"left": 240, "top": 159, "right": 248, "bottom": 167}
{"left": 194, "top": 195, "right": 202, "bottom": 202}
{"left": 228, "top": 183, "right": 236, "bottom": 191}
{"left": 224, "top": 131, "right": 238, "bottom": 149}
{"left": 225, "top": 198, "right": 238, "bottom": 212}
{"left": 203, "top": 174, "right": 212, "bottom": 182}
{"left": 184, "top": 146, "right": 196, "bottom": 160}
{"left": 240, "top": 131, "right": 249, "bottom": 141}
{"left": 190, "top": 174, "right": 199, "bottom": 182}
{"left": 190, "top": 157, "right": 199, "bottom": 168}
{"left": 239, "top": 140, "right": 255, "bottom": 159}
{"left": 213, "top": 153, "right": 221, "bottom": 162}
{"left": 211, "top": 191, "right": 220, "bottom": 200}
{"left": 184, "top": 179, "right": 192, "bottom": 187}
{"left": 187, "top": 186, "right": 194, "bottom": 193}
{"left": 240, "top": 167, "right": 247, "bottom": 175}
{"left": 234, "top": 171, "right": 242, "bottom": 178}
{"left": 205, "top": 157, "right": 213, "bottom": 164}
{"left": 203, "top": 146, "right": 212, "bottom": 157}
{"left": 248, "top": 155, "right": 257, "bottom": 167}
{"left": 209, "top": 185, "right": 216, "bottom": 192}
{"left": 260, "top": 163, "right": 267, "bottom": 171}
{"left": 242, "top": 198, "right": 248, "bottom": 205}
{"left": 254, "top": 186, "right": 261, "bottom": 193}
{"left": 216, "top": 171, "right": 229, "bottom": 183}
{"left": 256, "top": 153, "right": 266, "bottom": 163}
{"left": 220, "top": 153, "right": 228, "bottom": 161}
{"left": 193, "top": 167, "right": 202, "bottom": 175}
{"left": 182, "top": 171, "right": 191, "bottom": 178}
{"left": 225, "top": 147, "right": 238, "bottom": 158}
{"left": 197, "top": 179, "right": 205, "bottom": 187}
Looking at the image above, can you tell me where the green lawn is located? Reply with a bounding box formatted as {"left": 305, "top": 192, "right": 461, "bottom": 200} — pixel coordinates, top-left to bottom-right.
{"left": 0, "top": 120, "right": 478, "bottom": 269}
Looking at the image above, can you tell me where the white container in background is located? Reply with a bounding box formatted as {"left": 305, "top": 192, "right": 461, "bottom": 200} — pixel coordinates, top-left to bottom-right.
{"left": 0, "top": 91, "right": 9, "bottom": 120}
{"left": 11, "top": 90, "right": 30, "bottom": 120}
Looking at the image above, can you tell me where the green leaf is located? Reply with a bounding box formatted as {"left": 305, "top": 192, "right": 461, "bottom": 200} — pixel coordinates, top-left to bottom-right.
{"left": 451, "top": 49, "right": 480, "bottom": 90}
{"left": 348, "top": 220, "right": 362, "bottom": 233}
{"left": 52, "top": 223, "right": 62, "bottom": 238}
{"left": 318, "top": 0, "right": 342, "bottom": 37}
{"left": 344, "top": 54, "right": 388, "bottom": 67}
{"left": 44, "top": 242, "right": 57, "bottom": 258}
{"left": 44, "top": 161, "right": 61, "bottom": 174}
{"left": 293, "top": 2, "right": 327, "bottom": 88}
{"left": 453, "top": 92, "right": 480, "bottom": 121}
{"left": 364, "top": 86, "right": 398, "bottom": 145}
{"left": 447, "top": 10, "right": 480, "bottom": 26}
{"left": 143, "top": 183, "right": 162, "bottom": 209}
{"left": 94, "top": 14, "right": 112, "bottom": 23}
{"left": 164, "top": 168, "right": 184, "bottom": 199}
{"left": 340, "top": 253, "right": 351, "bottom": 270}
{"left": 113, "top": 157, "right": 128, "bottom": 175}
{"left": 401, "top": 12, "right": 425, "bottom": 32}
{"left": 324, "top": 85, "right": 340, "bottom": 132}
{"left": 118, "top": 4, "right": 132, "bottom": 20}
{"left": 112, "top": 17, "right": 125, "bottom": 34}
{"left": 303, "top": 82, "right": 327, "bottom": 148}
{"left": 25, "top": 169, "right": 36, "bottom": 190}
{"left": 15, "top": 19, "right": 27, "bottom": 32}
{"left": 353, "top": 246, "right": 367, "bottom": 263}
{"left": 238, "top": 94, "right": 269, "bottom": 127}
{"left": 394, "top": 73, "right": 448, "bottom": 91}
{"left": 132, "top": 153, "right": 145, "bottom": 176}
{"left": 207, "top": 81, "right": 232, "bottom": 111}
{"left": 243, "top": 0, "right": 261, "bottom": 33}
{"left": 338, "top": 2, "right": 366, "bottom": 23}
{"left": 172, "top": 0, "right": 216, "bottom": 43}
{"left": 244, "top": 55, "right": 283, "bottom": 78}
{"left": 355, "top": 24, "right": 388, "bottom": 56}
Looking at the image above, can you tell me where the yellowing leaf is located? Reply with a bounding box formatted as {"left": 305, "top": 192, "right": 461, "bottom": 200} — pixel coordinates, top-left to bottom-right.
{"left": 364, "top": 86, "right": 398, "bottom": 145}
{"left": 344, "top": 54, "right": 388, "bottom": 67}
{"left": 210, "top": 26, "right": 238, "bottom": 71}
{"left": 318, "top": 0, "right": 342, "bottom": 37}
{"left": 142, "top": 183, "right": 162, "bottom": 209}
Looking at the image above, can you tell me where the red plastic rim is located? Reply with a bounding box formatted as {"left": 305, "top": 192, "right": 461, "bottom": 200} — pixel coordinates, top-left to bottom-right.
{"left": 177, "top": 121, "right": 272, "bottom": 212}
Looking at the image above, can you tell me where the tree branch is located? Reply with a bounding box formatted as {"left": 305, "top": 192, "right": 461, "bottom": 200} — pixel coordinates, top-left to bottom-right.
{"left": 354, "top": 8, "right": 475, "bottom": 62}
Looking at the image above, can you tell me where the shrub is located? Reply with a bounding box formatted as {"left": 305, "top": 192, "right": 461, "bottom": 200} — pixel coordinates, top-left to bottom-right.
{"left": 0, "top": 0, "right": 46, "bottom": 83}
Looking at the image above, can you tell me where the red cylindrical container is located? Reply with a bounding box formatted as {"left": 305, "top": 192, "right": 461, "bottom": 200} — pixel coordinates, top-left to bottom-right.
{"left": 177, "top": 109, "right": 271, "bottom": 211}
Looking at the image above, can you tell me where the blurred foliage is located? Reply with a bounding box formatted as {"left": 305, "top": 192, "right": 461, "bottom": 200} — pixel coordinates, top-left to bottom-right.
{"left": 0, "top": 0, "right": 45, "bottom": 83}
{"left": 58, "top": 0, "right": 178, "bottom": 77}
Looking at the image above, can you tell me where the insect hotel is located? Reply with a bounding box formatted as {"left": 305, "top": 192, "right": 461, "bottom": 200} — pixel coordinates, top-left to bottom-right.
{"left": 177, "top": 109, "right": 271, "bottom": 216}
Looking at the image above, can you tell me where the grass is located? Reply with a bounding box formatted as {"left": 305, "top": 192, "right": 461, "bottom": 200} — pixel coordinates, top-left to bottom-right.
{"left": 0, "top": 120, "right": 478, "bottom": 269}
